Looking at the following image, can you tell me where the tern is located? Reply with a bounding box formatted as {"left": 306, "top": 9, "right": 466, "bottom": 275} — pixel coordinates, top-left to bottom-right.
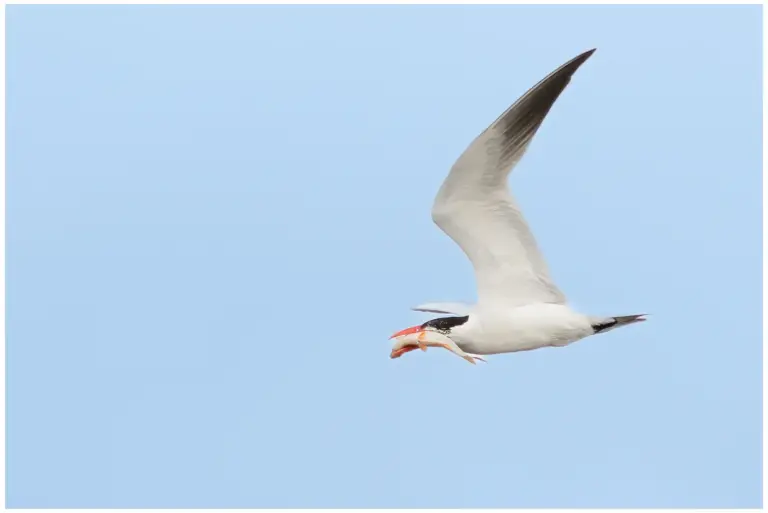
{"left": 390, "top": 48, "right": 645, "bottom": 364}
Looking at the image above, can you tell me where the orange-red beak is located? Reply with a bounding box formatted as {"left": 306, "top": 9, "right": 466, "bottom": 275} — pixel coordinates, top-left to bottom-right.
{"left": 389, "top": 324, "right": 427, "bottom": 359}
{"left": 390, "top": 345, "right": 420, "bottom": 359}
{"left": 389, "top": 325, "right": 424, "bottom": 340}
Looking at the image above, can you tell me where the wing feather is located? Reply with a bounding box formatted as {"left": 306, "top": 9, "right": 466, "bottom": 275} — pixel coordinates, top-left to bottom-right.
{"left": 411, "top": 302, "right": 473, "bottom": 316}
{"left": 432, "top": 49, "right": 595, "bottom": 307}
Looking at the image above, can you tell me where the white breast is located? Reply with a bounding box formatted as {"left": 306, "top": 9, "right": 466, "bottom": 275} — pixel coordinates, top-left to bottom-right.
{"left": 451, "top": 303, "right": 594, "bottom": 355}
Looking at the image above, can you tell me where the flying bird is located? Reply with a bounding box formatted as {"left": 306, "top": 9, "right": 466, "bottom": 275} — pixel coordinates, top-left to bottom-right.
{"left": 390, "top": 48, "right": 645, "bottom": 364}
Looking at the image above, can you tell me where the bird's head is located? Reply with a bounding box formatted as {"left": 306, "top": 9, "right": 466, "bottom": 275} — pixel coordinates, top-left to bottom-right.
{"left": 388, "top": 316, "right": 470, "bottom": 359}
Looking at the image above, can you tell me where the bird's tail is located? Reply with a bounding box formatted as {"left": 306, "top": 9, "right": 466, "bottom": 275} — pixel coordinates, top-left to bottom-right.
{"left": 591, "top": 314, "right": 647, "bottom": 334}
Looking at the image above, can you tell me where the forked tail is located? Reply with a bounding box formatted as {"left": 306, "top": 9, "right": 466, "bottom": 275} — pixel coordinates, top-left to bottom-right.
{"left": 591, "top": 314, "right": 647, "bottom": 334}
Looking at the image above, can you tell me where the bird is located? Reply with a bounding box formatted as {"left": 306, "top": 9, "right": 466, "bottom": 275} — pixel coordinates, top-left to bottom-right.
{"left": 389, "top": 48, "right": 646, "bottom": 364}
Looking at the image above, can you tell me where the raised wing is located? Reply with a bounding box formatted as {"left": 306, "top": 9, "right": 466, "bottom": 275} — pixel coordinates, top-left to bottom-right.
{"left": 431, "top": 49, "right": 595, "bottom": 307}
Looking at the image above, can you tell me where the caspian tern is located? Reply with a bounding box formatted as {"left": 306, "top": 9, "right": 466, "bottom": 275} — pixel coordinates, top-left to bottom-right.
{"left": 390, "top": 48, "right": 645, "bottom": 364}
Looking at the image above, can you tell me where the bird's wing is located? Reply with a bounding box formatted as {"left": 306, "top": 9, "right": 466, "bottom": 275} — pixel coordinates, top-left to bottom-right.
{"left": 431, "top": 49, "right": 595, "bottom": 308}
{"left": 411, "top": 302, "right": 473, "bottom": 316}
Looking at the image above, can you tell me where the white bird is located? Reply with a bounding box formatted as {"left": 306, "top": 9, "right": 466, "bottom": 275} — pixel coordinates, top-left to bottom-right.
{"left": 390, "top": 48, "right": 645, "bottom": 364}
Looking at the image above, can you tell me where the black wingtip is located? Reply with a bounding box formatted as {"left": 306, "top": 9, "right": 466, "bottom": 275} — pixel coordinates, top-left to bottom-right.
{"left": 569, "top": 48, "right": 597, "bottom": 68}
{"left": 479, "top": 46, "right": 599, "bottom": 161}
{"left": 546, "top": 48, "right": 596, "bottom": 83}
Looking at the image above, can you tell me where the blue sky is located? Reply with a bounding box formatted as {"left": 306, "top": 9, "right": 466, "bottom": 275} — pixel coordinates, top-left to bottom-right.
{"left": 6, "top": 4, "right": 762, "bottom": 508}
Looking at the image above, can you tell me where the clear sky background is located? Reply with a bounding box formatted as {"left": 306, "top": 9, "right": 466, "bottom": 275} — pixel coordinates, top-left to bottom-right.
{"left": 6, "top": 4, "right": 762, "bottom": 508}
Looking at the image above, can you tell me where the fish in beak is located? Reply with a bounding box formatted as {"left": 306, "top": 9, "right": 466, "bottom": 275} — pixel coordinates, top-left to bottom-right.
{"left": 388, "top": 324, "right": 486, "bottom": 364}
{"left": 389, "top": 325, "right": 430, "bottom": 353}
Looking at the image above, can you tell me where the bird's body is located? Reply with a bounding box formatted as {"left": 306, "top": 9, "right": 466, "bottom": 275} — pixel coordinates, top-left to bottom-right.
{"left": 389, "top": 48, "right": 646, "bottom": 364}
{"left": 446, "top": 303, "right": 593, "bottom": 355}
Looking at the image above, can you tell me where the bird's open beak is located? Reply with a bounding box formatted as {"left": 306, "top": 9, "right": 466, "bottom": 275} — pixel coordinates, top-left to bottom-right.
{"left": 389, "top": 324, "right": 426, "bottom": 359}
{"left": 389, "top": 325, "right": 423, "bottom": 340}
{"left": 390, "top": 345, "right": 419, "bottom": 359}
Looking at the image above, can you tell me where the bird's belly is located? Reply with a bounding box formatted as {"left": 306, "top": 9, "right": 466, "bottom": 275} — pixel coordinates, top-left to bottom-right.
{"left": 455, "top": 305, "right": 592, "bottom": 355}
{"left": 458, "top": 334, "right": 558, "bottom": 355}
